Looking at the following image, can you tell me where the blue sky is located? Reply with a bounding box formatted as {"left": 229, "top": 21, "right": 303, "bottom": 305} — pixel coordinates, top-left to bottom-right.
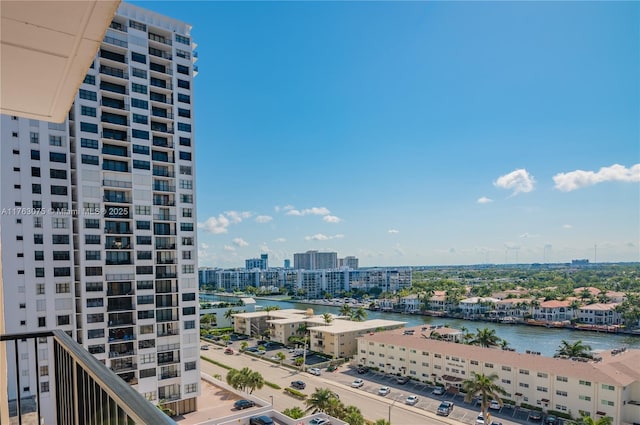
{"left": 132, "top": 1, "right": 639, "bottom": 268}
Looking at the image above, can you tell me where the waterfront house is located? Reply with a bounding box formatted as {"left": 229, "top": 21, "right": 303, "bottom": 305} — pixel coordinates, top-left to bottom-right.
{"left": 577, "top": 303, "right": 622, "bottom": 326}
{"left": 458, "top": 297, "right": 500, "bottom": 318}
{"left": 533, "top": 300, "right": 574, "bottom": 322}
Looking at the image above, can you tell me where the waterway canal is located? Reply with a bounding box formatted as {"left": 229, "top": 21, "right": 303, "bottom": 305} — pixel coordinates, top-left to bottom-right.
{"left": 201, "top": 294, "right": 640, "bottom": 357}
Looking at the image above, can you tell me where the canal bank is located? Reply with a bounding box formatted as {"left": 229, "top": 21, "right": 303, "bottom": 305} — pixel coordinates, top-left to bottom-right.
{"left": 201, "top": 293, "right": 640, "bottom": 357}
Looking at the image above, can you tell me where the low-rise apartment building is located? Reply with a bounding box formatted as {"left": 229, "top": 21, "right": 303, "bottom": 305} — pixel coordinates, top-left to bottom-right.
{"left": 233, "top": 309, "right": 404, "bottom": 358}
{"left": 356, "top": 326, "right": 640, "bottom": 424}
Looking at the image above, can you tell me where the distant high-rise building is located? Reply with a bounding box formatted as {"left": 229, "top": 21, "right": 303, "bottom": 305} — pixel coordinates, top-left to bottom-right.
{"left": 246, "top": 253, "right": 268, "bottom": 270}
{"left": 293, "top": 250, "right": 338, "bottom": 270}
{"left": 1, "top": 2, "right": 199, "bottom": 417}
{"left": 339, "top": 256, "right": 359, "bottom": 269}
{"left": 284, "top": 259, "right": 291, "bottom": 269}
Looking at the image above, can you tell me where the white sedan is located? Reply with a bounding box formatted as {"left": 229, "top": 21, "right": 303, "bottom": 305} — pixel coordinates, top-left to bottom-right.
{"left": 351, "top": 379, "right": 364, "bottom": 388}
{"left": 378, "top": 386, "right": 390, "bottom": 396}
{"left": 405, "top": 395, "right": 419, "bottom": 405}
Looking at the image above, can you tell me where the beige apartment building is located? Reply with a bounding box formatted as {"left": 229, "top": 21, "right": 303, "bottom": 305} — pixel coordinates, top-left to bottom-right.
{"left": 357, "top": 326, "right": 640, "bottom": 424}
{"left": 233, "top": 309, "right": 405, "bottom": 358}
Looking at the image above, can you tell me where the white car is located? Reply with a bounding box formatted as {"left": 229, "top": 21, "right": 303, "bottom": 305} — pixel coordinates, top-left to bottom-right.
{"left": 489, "top": 400, "right": 501, "bottom": 410}
{"left": 351, "top": 379, "right": 364, "bottom": 388}
{"left": 405, "top": 395, "right": 419, "bottom": 405}
{"left": 308, "top": 368, "right": 321, "bottom": 376}
{"left": 378, "top": 386, "right": 390, "bottom": 396}
{"left": 432, "top": 386, "right": 445, "bottom": 395}
{"left": 475, "top": 414, "right": 485, "bottom": 425}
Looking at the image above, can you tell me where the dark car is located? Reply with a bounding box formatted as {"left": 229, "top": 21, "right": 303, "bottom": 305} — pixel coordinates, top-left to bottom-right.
{"left": 291, "top": 380, "right": 306, "bottom": 390}
{"left": 249, "top": 415, "right": 274, "bottom": 425}
{"left": 436, "top": 401, "right": 454, "bottom": 416}
{"left": 233, "top": 399, "right": 255, "bottom": 410}
{"left": 544, "top": 415, "right": 557, "bottom": 424}
{"left": 529, "top": 411, "right": 543, "bottom": 421}
{"left": 357, "top": 366, "right": 369, "bottom": 374}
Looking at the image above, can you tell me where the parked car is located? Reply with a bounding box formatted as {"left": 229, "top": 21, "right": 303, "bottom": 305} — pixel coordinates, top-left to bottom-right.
{"left": 405, "top": 395, "right": 419, "bottom": 405}
{"left": 396, "top": 376, "right": 409, "bottom": 384}
{"left": 290, "top": 380, "right": 306, "bottom": 390}
{"left": 432, "top": 386, "right": 445, "bottom": 395}
{"left": 544, "top": 415, "right": 557, "bottom": 424}
{"left": 378, "top": 386, "right": 391, "bottom": 396}
{"left": 356, "top": 366, "right": 369, "bottom": 374}
{"left": 528, "top": 411, "right": 543, "bottom": 421}
{"left": 436, "top": 401, "right": 453, "bottom": 416}
{"left": 224, "top": 348, "right": 234, "bottom": 355}
{"left": 308, "top": 367, "right": 321, "bottom": 376}
{"left": 233, "top": 399, "right": 255, "bottom": 410}
{"left": 308, "top": 418, "right": 331, "bottom": 425}
{"left": 475, "top": 414, "right": 485, "bottom": 425}
{"left": 489, "top": 400, "right": 501, "bottom": 410}
{"left": 200, "top": 345, "right": 209, "bottom": 350}
{"left": 351, "top": 379, "right": 364, "bottom": 388}
{"left": 249, "top": 415, "right": 274, "bottom": 425}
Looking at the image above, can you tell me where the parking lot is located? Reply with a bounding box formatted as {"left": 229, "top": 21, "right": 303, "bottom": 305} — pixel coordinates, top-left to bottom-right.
{"left": 334, "top": 367, "right": 564, "bottom": 425}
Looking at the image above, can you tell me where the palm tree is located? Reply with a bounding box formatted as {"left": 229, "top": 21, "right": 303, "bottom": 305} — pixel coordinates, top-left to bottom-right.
{"left": 240, "top": 341, "right": 249, "bottom": 351}
{"left": 282, "top": 406, "right": 305, "bottom": 419}
{"left": 470, "top": 327, "right": 502, "bottom": 348}
{"left": 157, "top": 400, "right": 175, "bottom": 417}
{"left": 349, "top": 307, "right": 367, "bottom": 322}
{"left": 305, "top": 388, "right": 339, "bottom": 413}
{"left": 575, "top": 414, "right": 613, "bottom": 425}
{"left": 339, "top": 303, "right": 353, "bottom": 317}
{"left": 322, "top": 313, "right": 333, "bottom": 324}
{"left": 226, "top": 368, "right": 264, "bottom": 394}
{"left": 276, "top": 351, "right": 286, "bottom": 365}
{"left": 555, "top": 339, "right": 593, "bottom": 359}
{"left": 462, "top": 371, "right": 506, "bottom": 416}
{"left": 342, "top": 405, "right": 365, "bottom": 425}
{"left": 224, "top": 308, "right": 238, "bottom": 321}
{"left": 500, "top": 339, "right": 510, "bottom": 350}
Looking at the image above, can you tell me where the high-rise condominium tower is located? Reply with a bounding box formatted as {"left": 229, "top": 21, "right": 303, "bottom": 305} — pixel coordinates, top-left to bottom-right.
{"left": 0, "top": 2, "right": 199, "bottom": 417}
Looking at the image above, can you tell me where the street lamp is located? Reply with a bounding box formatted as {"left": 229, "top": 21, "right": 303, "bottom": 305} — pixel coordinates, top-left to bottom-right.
{"left": 269, "top": 395, "right": 274, "bottom": 408}
{"left": 388, "top": 394, "right": 402, "bottom": 424}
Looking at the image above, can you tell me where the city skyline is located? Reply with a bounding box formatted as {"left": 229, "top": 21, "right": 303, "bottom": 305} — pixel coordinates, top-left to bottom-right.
{"left": 134, "top": 1, "right": 640, "bottom": 268}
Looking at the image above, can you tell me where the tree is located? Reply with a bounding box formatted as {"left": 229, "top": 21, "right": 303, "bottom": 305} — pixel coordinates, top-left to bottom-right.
{"left": 350, "top": 307, "right": 367, "bottom": 322}
{"left": 276, "top": 351, "right": 286, "bottom": 365}
{"left": 470, "top": 327, "right": 502, "bottom": 348}
{"left": 305, "top": 388, "right": 339, "bottom": 413}
{"left": 282, "top": 406, "right": 305, "bottom": 419}
{"left": 462, "top": 371, "right": 506, "bottom": 416}
{"left": 322, "top": 312, "right": 333, "bottom": 324}
{"left": 374, "top": 420, "right": 391, "bottom": 425}
{"left": 200, "top": 313, "right": 216, "bottom": 328}
{"left": 555, "top": 339, "right": 593, "bottom": 359}
{"left": 224, "top": 309, "right": 238, "bottom": 321}
{"left": 226, "top": 368, "right": 264, "bottom": 394}
{"left": 240, "top": 341, "right": 249, "bottom": 351}
{"left": 575, "top": 414, "right": 613, "bottom": 425}
{"left": 342, "top": 405, "right": 365, "bottom": 425}
{"left": 339, "top": 304, "right": 353, "bottom": 317}
{"left": 294, "top": 357, "right": 304, "bottom": 368}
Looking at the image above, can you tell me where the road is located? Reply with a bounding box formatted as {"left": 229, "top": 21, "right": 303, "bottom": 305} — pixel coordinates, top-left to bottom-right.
{"left": 199, "top": 342, "right": 519, "bottom": 425}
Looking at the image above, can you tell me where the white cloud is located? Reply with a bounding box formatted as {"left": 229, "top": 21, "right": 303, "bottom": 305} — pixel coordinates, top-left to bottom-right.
{"left": 198, "top": 215, "right": 231, "bottom": 234}
{"left": 273, "top": 237, "right": 287, "bottom": 243}
{"left": 519, "top": 233, "right": 539, "bottom": 239}
{"left": 255, "top": 215, "right": 273, "bottom": 223}
{"left": 553, "top": 163, "right": 640, "bottom": 192}
{"left": 477, "top": 197, "right": 493, "bottom": 204}
{"left": 286, "top": 206, "right": 331, "bottom": 216}
{"left": 200, "top": 242, "right": 209, "bottom": 250}
{"left": 323, "top": 215, "right": 341, "bottom": 223}
{"left": 232, "top": 238, "right": 249, "bottom": 247}
{"left": 562, "top": 224, "right": 573, "bottom": 229}
{"left": 388, "top": 229, "right": 399, "bottom": 234}
{"left": 304, "top": 233, "right": 344, "bottom": 241}
{"left": 494, "top": 169, "right": 536, "bottom": 195}
{"left": 223, "top": 245, "right": 235, "bottom": 252}
{"left": 225, "top": 210, "right": 252, "bottom": 223}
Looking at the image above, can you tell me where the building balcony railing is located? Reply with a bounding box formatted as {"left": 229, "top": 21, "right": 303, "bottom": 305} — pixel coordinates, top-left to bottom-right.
{"left": 0, "top": 330, "right": 176, "bottom": 425}
{"left": 159, "top": 371, "right": 181, "bottom": 380}
{"left": 154, "top": 214, "right": 177, "bottom": 221}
